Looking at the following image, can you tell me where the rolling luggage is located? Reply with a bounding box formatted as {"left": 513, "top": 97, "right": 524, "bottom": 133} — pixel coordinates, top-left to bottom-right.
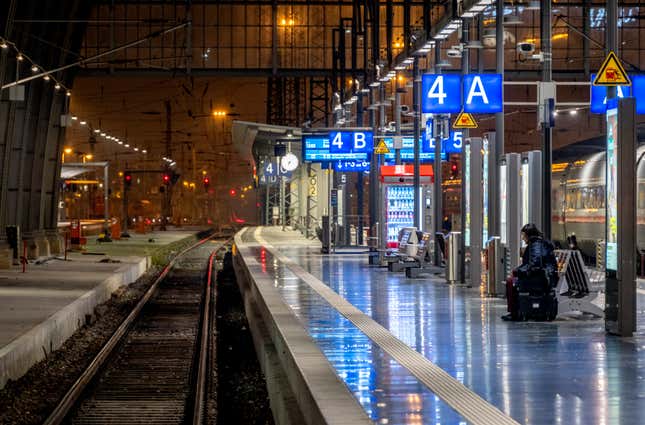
{"left": 517, "top": 286, "right": 558, "bottom": 321}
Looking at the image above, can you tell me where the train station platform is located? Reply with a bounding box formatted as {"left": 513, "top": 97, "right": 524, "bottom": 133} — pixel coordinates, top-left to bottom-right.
{"left": 0, "top": 229, "right": 203, "bottom": 388}
{"left": 234, "top": 226, "right": 645, "bottom": 425}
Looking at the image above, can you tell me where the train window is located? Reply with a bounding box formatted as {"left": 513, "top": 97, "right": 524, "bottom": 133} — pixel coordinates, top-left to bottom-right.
{"left": 565, "top": 186, "right": 605, "bottom": 210}
{"left": 639, "top": 184, "right": 645, "bottom": 209}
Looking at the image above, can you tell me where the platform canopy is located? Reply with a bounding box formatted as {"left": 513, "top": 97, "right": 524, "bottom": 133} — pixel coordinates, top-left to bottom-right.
{"left": 232, "top": 120, "right": 303, "bottom": 166}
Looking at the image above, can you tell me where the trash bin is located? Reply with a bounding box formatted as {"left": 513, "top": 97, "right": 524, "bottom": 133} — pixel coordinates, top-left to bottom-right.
{"left": 446, "top": 232, "right": 462, "bottom": 283}
{"left": 6, "top": 225, "right": 19, "bottom": 259}
{"left": 321, "top": 215, "right": 331, "bottom": 254}
{"left": 485, "top": 236, "right": 504, "bottom": 296}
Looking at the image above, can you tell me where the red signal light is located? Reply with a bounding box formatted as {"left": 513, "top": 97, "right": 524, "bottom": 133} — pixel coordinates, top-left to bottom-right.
{"left": 203, "top": 177, "right": 210, "bottom": 185}
{"left": 125, "top": 174, "right": 132, "bottom": 182}
{"left": 450, "top": 162, "right": 459, "bottom": 178}
{"left": 163, "top": 174, "right": 170, "bottom": 184}
{"left": 229, "top": 188, "right": 236, "bottom": 197}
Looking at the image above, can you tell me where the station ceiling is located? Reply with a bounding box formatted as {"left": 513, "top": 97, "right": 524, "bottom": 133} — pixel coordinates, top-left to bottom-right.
{"left": 3, "top": 0, "right": 645, "bottom": 177}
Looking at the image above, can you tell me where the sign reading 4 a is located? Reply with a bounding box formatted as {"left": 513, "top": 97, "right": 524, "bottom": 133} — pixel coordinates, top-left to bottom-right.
{"left": 421, "top": 73, "right": 503, "bottom": 114}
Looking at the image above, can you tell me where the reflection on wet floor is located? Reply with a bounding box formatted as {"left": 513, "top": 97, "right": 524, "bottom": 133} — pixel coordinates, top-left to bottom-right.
{"left": 249, "top": 228, "right": 645, "bottom": 425}
{"left": 250, "top": 246, "right": 466, "bottom": 425}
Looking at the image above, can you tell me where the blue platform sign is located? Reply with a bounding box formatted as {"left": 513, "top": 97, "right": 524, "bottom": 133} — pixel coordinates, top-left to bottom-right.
{"left": 333, "top": 160, "right": 370, "bottom": 172}
{"left": 421, "top": 74, "right": 461, "bottom": 113}
{"left": 329, "top": 131, "right": 373, "bottom": 153}
{"left": 632, "top": 75, "right": 645, "bottom": 115}
{"left": 262, "top": 161, "right": 292, "bottom": 178}
{"left": 462, "top": 74, "right": 503, "bottom": 113}
{"left": 590, "top": 74, "right": 631, "bottom": 114}
{"left": 302, "top": 134, "right": 368, "bottom": 162}
{"left": 422, "top": 120, "right": 463, "bottom": 153}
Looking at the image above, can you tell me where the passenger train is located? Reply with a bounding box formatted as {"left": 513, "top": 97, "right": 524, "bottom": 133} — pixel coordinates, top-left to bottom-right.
{"left": 551, "top": 144, "right": 645, "bottom": 264}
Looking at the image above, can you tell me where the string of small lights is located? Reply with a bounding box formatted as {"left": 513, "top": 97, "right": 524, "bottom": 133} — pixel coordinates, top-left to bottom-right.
{"left": 67, "top": 114, "right": 149, "bottom": 156}
{"left": 0, "top": 36, "right": 71, "bottom": 95}
{"left": 0, "top": 35, "right": 176, "bottom": 166}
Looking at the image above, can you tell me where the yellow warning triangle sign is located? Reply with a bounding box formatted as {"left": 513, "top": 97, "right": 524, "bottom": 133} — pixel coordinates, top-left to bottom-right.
{"left": 374, "top": 139, "right": 390, "bottom": 154}
{"left": 453, "top": 112, "right": 478, "bottom": 129}
{"left": 593, "top": 51, "right": 631, "bottom": 86}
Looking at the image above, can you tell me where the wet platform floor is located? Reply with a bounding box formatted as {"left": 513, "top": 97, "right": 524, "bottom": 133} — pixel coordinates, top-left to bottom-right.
{"left": 240, "top": 227, "right": 645, "bottom": 425}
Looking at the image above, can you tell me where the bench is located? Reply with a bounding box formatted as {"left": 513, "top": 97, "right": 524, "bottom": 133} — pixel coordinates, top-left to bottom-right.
{"left": 405, "top": 233, "right": 433, "bottom": 278}
{"left": 387, "top": 231, "right": 430, "bottom": 276}
{"left": 377, "top": 227, "right": 417, "bottom": 265}
{"left": 554, "top": 249, "right": 604, "bottom": 317}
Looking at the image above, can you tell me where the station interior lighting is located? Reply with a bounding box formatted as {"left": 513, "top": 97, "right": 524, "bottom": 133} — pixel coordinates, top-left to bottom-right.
{"left": 212, "top": 110, "right": 227, "bottom": 117}
{"left": 64, "top": 147, "right": 73, "bottom": 154}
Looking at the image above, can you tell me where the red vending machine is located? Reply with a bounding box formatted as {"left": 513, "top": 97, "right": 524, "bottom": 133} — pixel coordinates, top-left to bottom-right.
{"left": 380, "top": 164, "right": 434, "bottom": 248}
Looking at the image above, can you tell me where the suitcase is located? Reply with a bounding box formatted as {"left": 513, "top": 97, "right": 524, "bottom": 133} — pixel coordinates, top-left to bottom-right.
{"left": 518, "top": 290, "right": 558, "bottom": 321}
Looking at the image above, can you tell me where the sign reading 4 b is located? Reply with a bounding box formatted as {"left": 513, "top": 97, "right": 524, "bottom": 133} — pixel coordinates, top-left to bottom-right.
{"left": 421, "top": 73, "right": 503, "bottom": 114}
{"left": 329, "top": 130, "right": 374, "bottom": 153}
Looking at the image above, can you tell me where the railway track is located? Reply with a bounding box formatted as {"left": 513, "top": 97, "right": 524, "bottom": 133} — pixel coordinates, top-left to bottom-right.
{"left": 44, "top": 233, "right": 228, "bottom": 425}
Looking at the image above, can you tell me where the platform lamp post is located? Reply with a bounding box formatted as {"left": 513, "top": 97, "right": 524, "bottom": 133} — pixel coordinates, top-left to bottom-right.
{"left": 432, "top": 43, "right": 444, "bottom": 267}
{"left": 460, "top": 18, "right": 472, "bottom": 284}
{"left": 540, "top": 0, "right": 553, "bottom": 239}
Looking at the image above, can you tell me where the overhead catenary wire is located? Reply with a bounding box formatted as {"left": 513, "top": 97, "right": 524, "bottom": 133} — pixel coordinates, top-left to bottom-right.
{"left": 1, "top": 22, "right": 189, "bottom": 90}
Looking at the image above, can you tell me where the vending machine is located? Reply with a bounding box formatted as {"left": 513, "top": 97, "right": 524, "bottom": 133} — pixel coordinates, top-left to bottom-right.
{"left": 380, "top": 164, "right": 434, "bottom": 248}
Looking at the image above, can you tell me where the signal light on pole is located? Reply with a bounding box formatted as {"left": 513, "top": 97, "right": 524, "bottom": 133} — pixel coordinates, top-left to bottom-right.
{"left": 203, "top": 177, "right": 210, "bottom": 190}
{"left": 163, "top": 174, "right": 170, "bottom": 185}
{"left": 450, "top": 162, "right": 459, "bottom": 178}
{"left": 124, "top": 172, "right": 132, "bottom": 188}
{"left": 229, "top": 188, "right": 236, "bottom": 197}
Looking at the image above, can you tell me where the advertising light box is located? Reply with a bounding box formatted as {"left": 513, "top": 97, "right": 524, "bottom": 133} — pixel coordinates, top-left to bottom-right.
{"left": 606, "top": 106, "right": 618, "bottom": 271}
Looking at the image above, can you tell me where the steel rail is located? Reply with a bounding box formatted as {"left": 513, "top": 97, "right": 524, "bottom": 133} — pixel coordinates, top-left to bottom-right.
{"left": 43, "top": 231, "right": 222, "bottom": 425}
{"left": 192, "top": 241, "right": 229, "bottom": 425}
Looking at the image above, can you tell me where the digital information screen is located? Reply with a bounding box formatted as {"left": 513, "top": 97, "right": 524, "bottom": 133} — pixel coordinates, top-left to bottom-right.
{"left": 333, "top": 160, "right": 370, "bottom": 172}
{"left": 500, "top": 163, "right": 507, "bottom": 245}
{"left": 382, "top": 137, "right": 447, "bottom": 163}
{"left": 606, "top": 106, "right": 618, "bottom": 271}
{"left": 521, "top": 161, "right": 530, "bottom": 227}
{"left": 304, "top": 134, "right": 446, "bottom": 165}
{"left": 302, "top": 135, "right": 368, "bottom": 162}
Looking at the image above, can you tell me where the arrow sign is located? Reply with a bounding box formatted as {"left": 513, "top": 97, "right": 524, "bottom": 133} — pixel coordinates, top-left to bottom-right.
{"left": 593, "top": 51, "right": 631, "bottom": 86}
{"left": 374, "top": 139, "right": 390, "bottom": 154}
{"left": 453, "top": 111, "right": 478, "bottom": 129}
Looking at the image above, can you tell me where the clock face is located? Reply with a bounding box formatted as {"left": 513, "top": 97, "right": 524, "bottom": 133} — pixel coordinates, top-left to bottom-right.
{"left": 281, "top": 153, "right": 299, "bottom": 171}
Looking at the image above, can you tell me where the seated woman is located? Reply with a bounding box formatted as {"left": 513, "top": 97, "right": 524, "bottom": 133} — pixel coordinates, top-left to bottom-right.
{"left": 502, "top": 223, "right": 558, "bottom": 321}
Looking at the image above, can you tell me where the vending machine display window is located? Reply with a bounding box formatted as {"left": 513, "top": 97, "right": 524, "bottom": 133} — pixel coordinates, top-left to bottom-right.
{"left": 386, "top": 186, "right": 415, "bottom": 246}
